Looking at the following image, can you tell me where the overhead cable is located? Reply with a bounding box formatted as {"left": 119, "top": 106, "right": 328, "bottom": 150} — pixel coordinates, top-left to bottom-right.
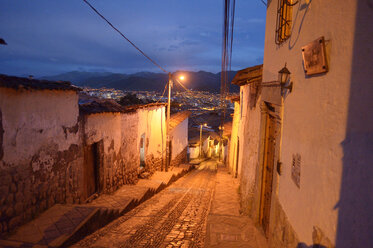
{"left": 82, "top": 0, "right": 168, "bottom": 73}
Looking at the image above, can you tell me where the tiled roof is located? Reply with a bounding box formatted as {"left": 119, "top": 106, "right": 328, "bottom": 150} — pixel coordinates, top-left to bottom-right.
{"left": 231, "top": 64, "right": 263, "bottom": 86}
{"left": 79, "top": 100, "right": 130, "bottom": 115}
{"left": 80, "top": 100, "right": 166, "bottom": 115}
{"left": 0, "top": 74, "right": 81, "bottom": 92}
{"left": 169, "top": 111, "right": 191, "bottom": 131}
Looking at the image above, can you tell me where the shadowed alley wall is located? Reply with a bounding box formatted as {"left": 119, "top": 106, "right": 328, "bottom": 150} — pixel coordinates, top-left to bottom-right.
{"left": 336, "top": 0, "right": 373, "bottom": 246}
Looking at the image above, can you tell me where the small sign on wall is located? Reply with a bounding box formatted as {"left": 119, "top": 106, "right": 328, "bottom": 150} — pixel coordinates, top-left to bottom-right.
{"left": 301, "top": 36, "right": 328, "bottom": 75}
{"left": 291, "top": 153, "right": 301, "bottom": 188}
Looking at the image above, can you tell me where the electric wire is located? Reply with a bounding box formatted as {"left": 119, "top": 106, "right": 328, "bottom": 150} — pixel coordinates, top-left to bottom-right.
{"left": 82, "top": 0, "right": 168, "bottom": 73}
{"left": 154, "top": 82, "right": 169, "bottom": 104}
{"left": 174, "top": 78, "right": 190, "bottom": 92}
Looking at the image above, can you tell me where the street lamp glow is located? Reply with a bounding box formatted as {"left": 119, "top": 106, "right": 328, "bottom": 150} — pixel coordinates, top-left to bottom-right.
{"left": 179, "top": 75, "right": 185, "bottom": 81}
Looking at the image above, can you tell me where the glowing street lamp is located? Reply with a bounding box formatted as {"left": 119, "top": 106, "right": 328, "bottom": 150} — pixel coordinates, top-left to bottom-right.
{"left": 166, "top": 73, "right": 186, "bottom": 171}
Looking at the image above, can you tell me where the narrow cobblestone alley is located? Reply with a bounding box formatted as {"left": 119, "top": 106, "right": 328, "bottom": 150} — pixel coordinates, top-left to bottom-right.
{"left": 72, "top": 159, "right": 267, "bottom": 248}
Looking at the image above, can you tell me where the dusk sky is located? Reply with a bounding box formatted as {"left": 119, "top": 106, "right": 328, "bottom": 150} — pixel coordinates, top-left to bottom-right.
{"left": 0, "top": 0, "right": 266, "bottom": 77}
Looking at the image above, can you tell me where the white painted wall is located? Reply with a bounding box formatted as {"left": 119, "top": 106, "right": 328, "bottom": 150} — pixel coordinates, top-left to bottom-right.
{"left": 239, "top": 84, "right": 262, "bottom": 210}
{"left": 228, "top": 101, "right": 240, "bottom": 175}
{"left": 137, "top": 107, "right": 166, "bottom": 161}
{"left": 237, "top": 86, "right": 249, "bottom": 177}
{"left": 188, "top": 146, "right": 199, "bottom": 159}
{"left": 170, "top": 118, "right": 188, "bottom": 159}
{"left": 262, "top": 0, "right": 372, "bottom": 245}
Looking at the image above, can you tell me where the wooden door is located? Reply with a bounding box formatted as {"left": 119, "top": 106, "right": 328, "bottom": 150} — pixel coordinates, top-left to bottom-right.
{"left": 84, "top": 142, "right": 100, "bottom": 198}
{"left": 259, "top": 114, "right": 276, "bottom": 236}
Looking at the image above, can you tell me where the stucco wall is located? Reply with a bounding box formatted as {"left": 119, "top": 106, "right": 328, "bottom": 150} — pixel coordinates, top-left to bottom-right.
{"left": 0, "top": 88, "right": 83, "bottom": 234}
{"left": 228, "top": 101, "right": 240, "bottom": 175}
{"left": 170, "top": 118, "right": 188, "bottom": 160}
{"left": 137, "top": 107, "right": 166, "bottom": 173}
{"left": 238, "top": 84, "right": 263, "bottom": 216}
{"left": 188, "top": 146, "right": 199, "bottom": 159}
{"left": 261, "top": 0, "right": 372, "bottom": 246}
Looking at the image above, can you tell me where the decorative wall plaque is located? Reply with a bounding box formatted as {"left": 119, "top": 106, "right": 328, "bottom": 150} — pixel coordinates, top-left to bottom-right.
{"left": 291, "top": 153, "right": 301, "bottom": 188}
{"left": 301, "top": 36, "right": 328, "bottom": 75}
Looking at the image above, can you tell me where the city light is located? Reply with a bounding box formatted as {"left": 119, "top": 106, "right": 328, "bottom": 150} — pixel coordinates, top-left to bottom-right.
{"left": 179, "top": 75, "right": 185, "bottom": 81}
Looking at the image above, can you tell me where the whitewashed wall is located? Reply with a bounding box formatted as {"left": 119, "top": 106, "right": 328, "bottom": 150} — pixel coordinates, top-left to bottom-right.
{"left": 262, "top": 0, "right": 373, "bottom": 246}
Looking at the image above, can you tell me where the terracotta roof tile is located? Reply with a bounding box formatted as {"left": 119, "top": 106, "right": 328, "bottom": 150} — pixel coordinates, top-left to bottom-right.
{"left": 0, "top": 74, "right": 81, "bottom": 91}
{"left": 231, "top": 64, "right": 263, "bottom": 86}
{"left": 169, "top": 111, "right": 191, "bottom": 131}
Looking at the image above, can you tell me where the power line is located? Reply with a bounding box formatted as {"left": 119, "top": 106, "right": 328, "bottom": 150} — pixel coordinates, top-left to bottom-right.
{"left": 82, "top": 0, "right": 168, "bottom": 73}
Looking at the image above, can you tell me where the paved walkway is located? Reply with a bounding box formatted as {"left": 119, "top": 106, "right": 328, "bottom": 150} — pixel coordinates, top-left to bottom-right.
{"left": 205, "top": 164, "right": 268, "bottom": 248}
{"left": 72, "top": 159, "right": 268, "bottom": 248}
{"left": 0, "top": 165, "right": 192, "bottom": 248}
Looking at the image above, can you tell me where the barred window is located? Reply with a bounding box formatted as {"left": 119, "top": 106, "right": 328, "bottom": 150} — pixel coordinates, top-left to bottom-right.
{"left": 275, "top": 0, "right": 296, "bottom": 44}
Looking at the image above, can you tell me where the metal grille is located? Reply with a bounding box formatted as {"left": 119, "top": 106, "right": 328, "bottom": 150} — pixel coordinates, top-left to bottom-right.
{"left": 275, "top": 0, "right": 296, "bottom": 44}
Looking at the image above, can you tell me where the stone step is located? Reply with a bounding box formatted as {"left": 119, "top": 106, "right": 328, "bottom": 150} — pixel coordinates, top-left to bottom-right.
{"left": 0, "top": 164, "right": 194, "bottom": 247}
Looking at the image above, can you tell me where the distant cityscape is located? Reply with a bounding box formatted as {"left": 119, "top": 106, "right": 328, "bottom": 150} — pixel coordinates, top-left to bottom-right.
{"left": 82, "top": 86, "right": 234, "bottom": 131}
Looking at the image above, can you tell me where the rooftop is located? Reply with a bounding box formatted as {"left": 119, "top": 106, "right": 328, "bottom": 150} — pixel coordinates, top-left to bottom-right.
{"left": 231, "top": 64, "right": 263, "bottom": 86}
{"left": 170, "top": 111, "right": 191, "bottom": 131}
{"left": 0, "top": 74, "right": 81, "bottom": 92}
{"left": 80, "top": 98, "right": 166, "bottom": 115}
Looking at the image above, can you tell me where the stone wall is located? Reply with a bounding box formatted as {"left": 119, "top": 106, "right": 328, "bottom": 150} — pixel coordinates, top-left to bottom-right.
{"left": 170, "top": 147, "right": 187, "bottom": 168}
{"left": 83, "top": 112, "right": 140, "bottom": 194}
{"left": 0, "top": 87, "right": 167, "bottom": 235}
{"left": 0, "top": 88, "right": 84, "bottom": 235}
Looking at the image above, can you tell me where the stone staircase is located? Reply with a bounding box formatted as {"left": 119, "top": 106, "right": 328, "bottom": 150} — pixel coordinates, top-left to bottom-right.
{"left": 0, "top": 164, "right": 194, "bottom": 248}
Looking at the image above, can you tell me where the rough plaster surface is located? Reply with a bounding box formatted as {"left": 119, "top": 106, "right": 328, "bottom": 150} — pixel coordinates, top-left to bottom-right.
{"left": 238, "top": 85, "right": 263, "bottom": 216}
{"left": 228, "top": 101, "right": 240, "bottom": 176}
{"left": 0, "top": 88, "right": 83, "bottom": 234}
{"left": 137, "top": 107, "right": 166, "bottom": 172}
{"left": 170, "top": 118, "right": 188, "bottom": 160}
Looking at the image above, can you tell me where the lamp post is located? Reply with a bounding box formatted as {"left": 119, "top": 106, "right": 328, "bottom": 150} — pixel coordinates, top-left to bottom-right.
{"left": 166, "top": 73, "right": 172, "bottom": 172}
{"left": 166, "top": 72, "right": 185, "bottom": 171}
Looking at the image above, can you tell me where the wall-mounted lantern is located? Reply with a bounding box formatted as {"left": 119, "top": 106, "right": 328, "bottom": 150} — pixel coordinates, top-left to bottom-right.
{"left": 278, "top": 63, "right": 293, "bottom": 93}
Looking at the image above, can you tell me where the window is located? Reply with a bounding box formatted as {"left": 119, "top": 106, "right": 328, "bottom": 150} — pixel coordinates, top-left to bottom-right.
{"left": 275, "top": 0, "right": 296, "bottom": 44}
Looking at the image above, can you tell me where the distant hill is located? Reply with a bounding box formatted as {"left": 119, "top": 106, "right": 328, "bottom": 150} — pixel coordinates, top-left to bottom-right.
{"left": 41, "top": 70, "right": 239, "bottom": 93}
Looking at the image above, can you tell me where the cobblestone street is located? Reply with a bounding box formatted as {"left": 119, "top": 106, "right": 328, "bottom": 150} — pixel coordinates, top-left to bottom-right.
{"left": 71, "top": 159, "right": 267, "bottom": 248}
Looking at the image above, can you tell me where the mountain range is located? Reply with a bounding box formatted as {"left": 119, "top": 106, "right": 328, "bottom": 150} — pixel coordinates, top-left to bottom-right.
{"left": 41, "top": 70, "right": 239, "bottom": 93}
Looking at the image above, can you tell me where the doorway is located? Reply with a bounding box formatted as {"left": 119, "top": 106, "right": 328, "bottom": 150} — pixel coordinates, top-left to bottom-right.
{"left": 140, "top": 133, "right": 145, "bottom": 168}
{"left": 259, "top": 113, "right": 276, "bottom": 236}
{"left": 84, "top": 141, "right": 102, "bottom": 198}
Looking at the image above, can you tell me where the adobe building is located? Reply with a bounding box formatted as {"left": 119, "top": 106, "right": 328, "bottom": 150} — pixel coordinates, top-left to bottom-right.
{"left": 0, "top": 75, "right": 84, "bottom": 234}
{"left": 168, "top": 111, "right": 191, "bottom": 167}
{"left": 79, "top": 100, "right": 167, "bottom": 197}
{"left": 232, "top": 1, "right": 372, "bottom": 247}
{"left": 0, "top": 75, "right": 168, "bottom": 235}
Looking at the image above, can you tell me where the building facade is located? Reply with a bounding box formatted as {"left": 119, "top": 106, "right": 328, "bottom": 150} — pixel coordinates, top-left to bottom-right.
{"left": 234, "top": 1, "right": 373, "bottom": 247}
{"left": 0, "top": 75, "right": 167, "bottom": 235}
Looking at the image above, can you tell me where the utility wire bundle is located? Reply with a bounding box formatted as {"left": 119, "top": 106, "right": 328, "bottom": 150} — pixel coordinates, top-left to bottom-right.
{"left": 220, "top": 0, "right": 236, "bottom": 136}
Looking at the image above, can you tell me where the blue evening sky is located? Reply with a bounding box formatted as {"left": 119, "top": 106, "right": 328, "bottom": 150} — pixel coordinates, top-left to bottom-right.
{"left": 0, "top": 0, "right": 266, "bottom": 77}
